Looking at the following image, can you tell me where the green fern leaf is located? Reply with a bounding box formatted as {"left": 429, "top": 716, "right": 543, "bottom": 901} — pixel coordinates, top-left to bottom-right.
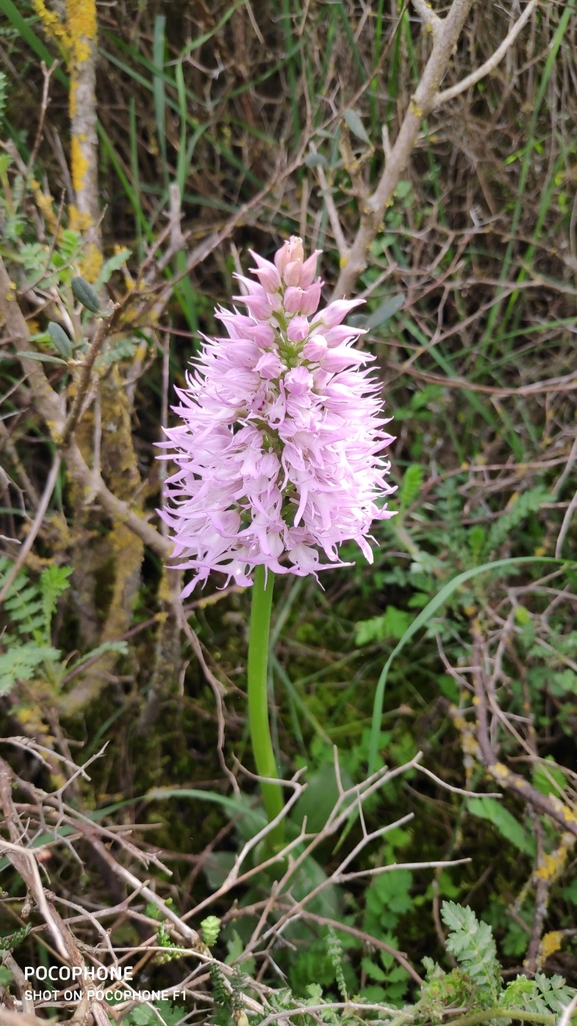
{"left": 486, "top": 487, "right": 550, "bottom": 556}
{"left": 40, "top": 564, "right": 73, "bottom": 641}
{"left": 441, "top": 901, "right": 501, "bottom": 1006}
{"left": 1, "top": 559, "right": 43, "bottom": 636}
{"left": 399, "top": 464, "right": 424, "bottom": 509}
{"left": 0, "top": 643, "right": 61, "bottom": 695}
{"left": 0, "top": 559, "right": 71, "bottom": 645}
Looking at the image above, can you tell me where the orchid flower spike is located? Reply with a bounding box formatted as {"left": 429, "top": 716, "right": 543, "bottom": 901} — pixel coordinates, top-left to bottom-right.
{"left": 158, "top": 237, "right": 396, "bottom": 595}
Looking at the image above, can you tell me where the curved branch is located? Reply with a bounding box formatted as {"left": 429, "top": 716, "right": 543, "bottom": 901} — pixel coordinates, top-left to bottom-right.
{"left": 433, "top": 0, "right": 540, "bottom": 106}
{"left": 332, "top": 0, "right": 476, "bottom": 297}
{"left": 331, "top": 0, "right": 538, "bottom": 298}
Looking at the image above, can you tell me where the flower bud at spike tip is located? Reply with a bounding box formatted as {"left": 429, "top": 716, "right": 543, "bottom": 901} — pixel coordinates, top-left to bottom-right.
{"left": 158, "top": 238, "right": 396, "bottom": 594}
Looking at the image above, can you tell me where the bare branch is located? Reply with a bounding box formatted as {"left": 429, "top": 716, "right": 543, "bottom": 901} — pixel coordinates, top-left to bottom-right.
{"left": 67, "top": 0, "right": 101, "bottom": 267}
{"left": 555, "top": 486, "right": 577, "bottom": 558}
{"left": 434, "top": 0, "right": 540, "bottom": 106}
{"left": 466, "top": 621, "right": 577, "bottom": 840}
{"left": 331, "top": 0, "right": 539, "bottom": 298}
{"left": 558, "top": 993, "right": 577, "bottom": 1026}
{"left": 59, "top": 304, "right": 121, "bottom": 446}
{"left": 315, "top": 160, "right": 349, "bottom": 261}
{"left": 64, "top": 439, "right": 172, "bottom": 558}
{"left": 0, "top": 254, "right": 173, "bottom": 560}
{"left": 415, "top": 763, "right": 503, "bottom": 798}
{"left": 0, "top": 255, "right": 64, "bottom": 428}
{"left": 411, "top": 0, "right": 442, "bottom": 36}
{"left": 332, "top": 0, "right": 476, "bottom": 297}
{"left": 0, "top": 454, "right": 61, "bottom": 607}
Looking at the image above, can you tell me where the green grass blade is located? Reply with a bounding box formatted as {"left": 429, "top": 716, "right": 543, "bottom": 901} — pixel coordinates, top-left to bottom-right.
{"left": 175, "top": 59, "right": 188, "bottom": 200}
{"left": 482, "top": 0, "right": 576, "bottom": 351}
{"left": 368, "top": 556, "right": 575, "bottom": 772}
{"left": 0, "top": 0, "right": 67, "bottom": 86}
{"left": 152, "top": 14, "right": 168, "bottom": 187}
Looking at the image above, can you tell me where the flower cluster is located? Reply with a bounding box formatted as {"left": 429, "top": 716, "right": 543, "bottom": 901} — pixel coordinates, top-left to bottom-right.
{"left": 159, "top": 237, "right": 395, "bottom": 594}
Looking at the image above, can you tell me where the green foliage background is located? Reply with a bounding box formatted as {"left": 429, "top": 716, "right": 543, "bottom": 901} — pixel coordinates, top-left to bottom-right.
{"left": 0, "top": 0, "right": 576, "bottom": 1021}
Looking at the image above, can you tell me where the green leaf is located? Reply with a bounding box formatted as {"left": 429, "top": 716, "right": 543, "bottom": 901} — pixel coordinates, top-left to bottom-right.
{"left": 549, "top": 669, "right": 577, "bottom": 696}
{"left": 467, "top": 797, "right": 535, "bottom": 855}
{"left": 363, "top": 293, "right": 405, "bottom": 330}
{"left": 127, "top": 1008, "right": 154, "bottom": 1025}
{"left": 364, "top": 869, "right": 414, "bottom": 935}
{"left": 40, "top": 564, "right": 73, "bottom": 640}
{"left": 368, "top": 556, "right": 575, "bottom": 772}
{"left": 69, "top": 640, "right": 128, "bottom": 670}
{"left": 485, "top": 487, "right": 551, "bottom": 555}
{"left": 292, "top": 762, "right": 354, "bottom": 833}
{"left": 441, "top": 901, "right": 501, "bottom": 1006}
{"left": 71, "top": 276, "right": 101, "bottom": 313}
{"left": 532, "top": 758, "right": 566, "bottom": 797}
{"left": 47, "top": 322, "right": 72, "bottom": 359}
{"left": 152, "top": 14, "right": 168, "bottom": 181}
{"left": 0, "top": 643, "right": 61, "bottom": 695}
{"left": 305, "top": 152, "right": 329, "bottom": 168}
{"left": 95, "top": 247, "right": 132, "bottom": 288}
{"left": 344, "top": 108, "right": 371, "bottom": 145}
{"left": 148, "top": 1001, "right": 187, "bottom": 1026}
{"left": 399, "top": 464, "right": 423, "bottom": 508}
{"left": 58, "top": 229, "right": 82, "bottom": 262}
{"left": 0, "top": 0, "right": 68, "bottom": 86}
{"left": 17, "top": 351, "right": 68, "bottom": 365}
{"left": 355, "top": 606, "right": 413, "bottom": 646}
{"left": 468, "top": 525, "right": 486, "bottom": 562}
{"left": 362, "top": 956, "right": 386, "bottom": 982}
{"left": 225, "top": 929, "right": 256, "bottom": 976}
{"left": 1, "top": 560, "right": 46, "bottom": 637}
{"left": 200, "top": 915, "right": 220, "bottom": 947}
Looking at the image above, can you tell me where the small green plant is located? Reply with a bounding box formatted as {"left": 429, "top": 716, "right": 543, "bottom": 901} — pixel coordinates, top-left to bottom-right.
{"left": 119, "top": 999, "right": 186, "bottom": 1026}
{"left": 414, "top": 902, "right": 575, "bottom": 1026}
{"left": 0, "top": 556, "right": 127, "bottom": 696}
{"left": 0, "top": 557, "right": 71, "bottom": 695}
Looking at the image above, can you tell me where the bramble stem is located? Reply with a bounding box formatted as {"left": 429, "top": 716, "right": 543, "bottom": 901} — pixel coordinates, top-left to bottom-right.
{"left": 247, "top": 565, "right": 284, "bottom": 848}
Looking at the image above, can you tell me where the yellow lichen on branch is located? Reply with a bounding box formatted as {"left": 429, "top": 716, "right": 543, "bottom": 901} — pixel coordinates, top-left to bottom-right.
{"left": 31, "top": 0, "right": 71, "bottom": 49}
{"left": 538, "top": 931, "right": 563, "bottom": 966}
{"left": 33, "top": 0, "right": 101, "bottom": 280}
{"left": 67, "top": 0, "right": 97, "bottom": 67}
{"left": 67, "top": 0, "right": 101, "bottom": 280}
{"left": 534, "top": 833, "right": 575, "bottom": 882}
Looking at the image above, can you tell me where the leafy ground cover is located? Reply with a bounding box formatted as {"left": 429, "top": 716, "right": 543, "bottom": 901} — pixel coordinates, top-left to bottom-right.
{"left": 0, "top": 1, "right": 576, "bottom": 1024}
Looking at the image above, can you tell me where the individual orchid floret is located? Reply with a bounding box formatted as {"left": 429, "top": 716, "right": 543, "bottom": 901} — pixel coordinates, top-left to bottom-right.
{"left": 159, "top": 237, "right": 395, "bottom": 594}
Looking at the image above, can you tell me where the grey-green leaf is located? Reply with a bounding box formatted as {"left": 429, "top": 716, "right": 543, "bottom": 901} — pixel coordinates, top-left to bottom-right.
{"left": 344, "top": 109, "right": 371, "bottom": 145}
{"left": 364, "top": 293, "right": 405, "bottom": 329}
{"left": 71, "top": 276, "right": 101, "bottom": 313}
{"left": 18, "top": 351, "right": 68, "bottom": 365}
{"left": 47, "top": 322, "right": 72, "bottom": 359}
{"left": 304, "top": 152, "right": 329, "bottom": 168}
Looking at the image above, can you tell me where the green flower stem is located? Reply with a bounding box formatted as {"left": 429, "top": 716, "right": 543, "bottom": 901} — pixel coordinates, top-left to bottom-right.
{"left": 247, "top": 564, "right": 284, "bottom": 849}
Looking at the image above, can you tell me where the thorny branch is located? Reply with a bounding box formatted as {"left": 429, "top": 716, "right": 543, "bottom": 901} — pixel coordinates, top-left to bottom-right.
{"left": 0, "top": 744, "right": 464, "bottom": 1022}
